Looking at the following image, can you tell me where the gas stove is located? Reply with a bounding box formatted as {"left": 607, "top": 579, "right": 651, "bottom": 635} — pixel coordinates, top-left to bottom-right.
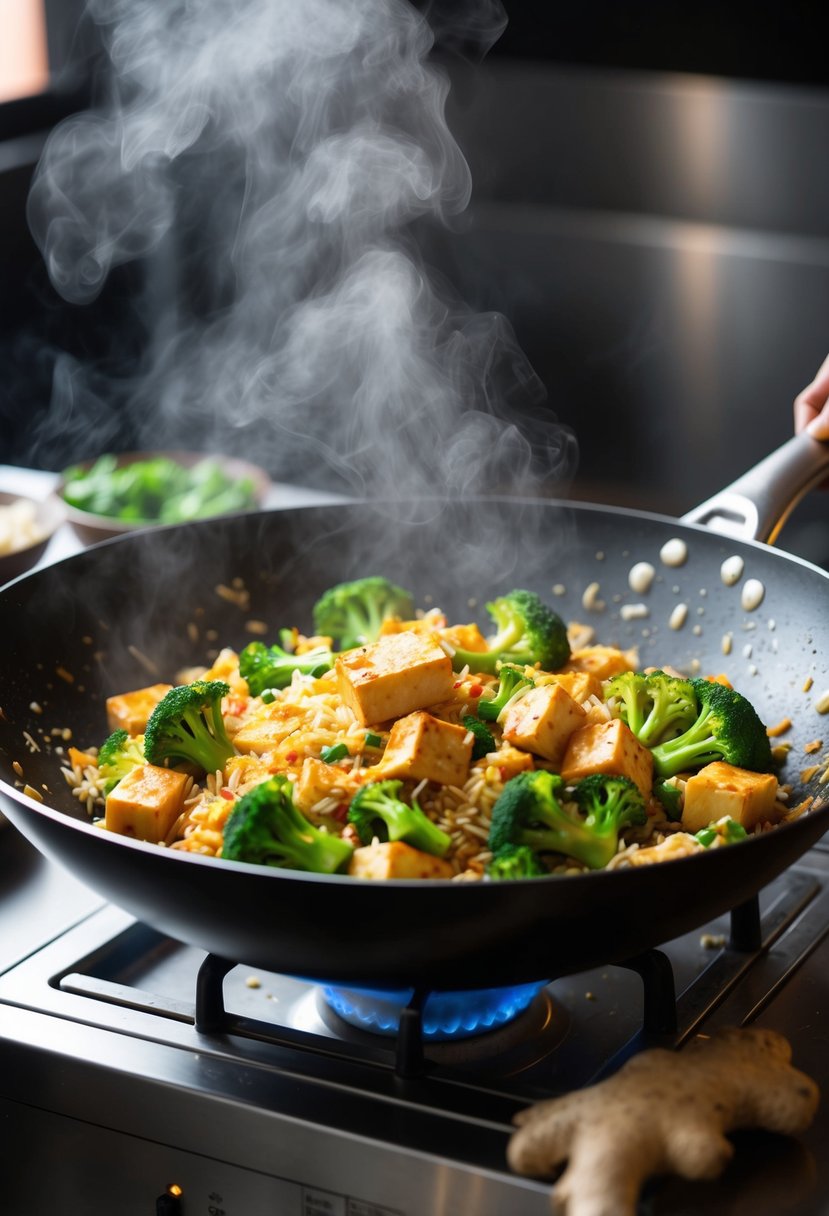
{"left": 3, "top": 831, "right": 829, "bottom": 1216}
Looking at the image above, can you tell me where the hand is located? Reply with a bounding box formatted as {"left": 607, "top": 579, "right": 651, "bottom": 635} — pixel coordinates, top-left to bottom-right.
{"left": 794, "top": 353, "right": 829, "bottom": 439}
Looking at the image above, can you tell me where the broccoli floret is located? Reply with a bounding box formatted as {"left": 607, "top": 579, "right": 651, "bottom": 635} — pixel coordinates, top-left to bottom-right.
{"left": 487, "top": 844, "right": 546, "bottom": 880}
{"left": 97, "top": 728, "right": 145, "bottom": 795}
{"left": 488, "top": 769, "right": 643, "bottom": 871}
{"left": 476, "top": 663, "right": 534, "bottom": 722}
{"left": 144, "top": 679, "right": 235, "bottom": 775}
{"left": 461, "top": 714, "right": 496, "bottom": 760}
{"left": 451, "top": 589, "right": 570, "bottom": 675}
{"left": 347, "top": 779, "right": 451, "bottom": 857}
{"left": 239, "top": 640, "right": 334, "bottom": 696}
{"left": 570, "top": 774, "right": 648, "bottom": 867}
{"left": 222, "top": 775, "right": 354, "bottom": 872}
{"left": 312, "top": 576, "right": 414, "bottom": 650}
{"left": 650, "top": 679, "right": 773, "bottom": 779}
{"left": 605, "top": 669, "right": 697, "bottom": 748}
{"left": 694, "top": 817, "right": 749, "bottom": 848}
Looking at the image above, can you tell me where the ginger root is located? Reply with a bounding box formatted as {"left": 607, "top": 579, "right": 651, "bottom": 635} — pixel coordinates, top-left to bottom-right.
{"left": 508, "top": 1027, "right": 818, "bottom": 1216}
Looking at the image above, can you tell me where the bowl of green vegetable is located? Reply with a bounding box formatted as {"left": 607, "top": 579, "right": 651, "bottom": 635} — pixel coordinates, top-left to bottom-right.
{"left": 58, "top": 451, "right": 272, "bottom": 544}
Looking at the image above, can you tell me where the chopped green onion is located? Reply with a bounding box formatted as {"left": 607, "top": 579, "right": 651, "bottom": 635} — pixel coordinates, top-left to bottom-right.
{"left": 320, "top": 743, "right": 349, "bottom": 763}
{"left": 364, "top": 731, "right": 383, "bottom": 749}
{"left": 261, "top": 690, "right": 276, "bottom": 704}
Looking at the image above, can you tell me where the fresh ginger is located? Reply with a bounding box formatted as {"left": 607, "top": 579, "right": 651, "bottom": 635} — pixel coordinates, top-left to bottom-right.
{"left": 507, "top": 1027, "right": 818, "bottom": 1216}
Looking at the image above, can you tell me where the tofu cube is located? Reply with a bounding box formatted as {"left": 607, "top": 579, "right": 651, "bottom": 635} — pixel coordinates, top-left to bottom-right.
{"left": 565, "top": 646, "right": 635, "bottom": 681}
{"left": 295, "top": 757, "right": 359, "bottom": 814}
{"left": 335, "top": 632, "right": 454, "bottom": 726}
{"left": 560, "top": 719, "right": 654, "bottom": 801}
{"left": 501, "top": 684, "right": 587, "bottom": 767}
{"left": 232, "top": 704, "right": 309, "bottom": 755}
{"left": 373, "top": 711, "right": 473, "bottom": 787}
{"left": 348, "top": 840, "right": 454, "bottom": 880}
{"left": 105, "top": 764, "right": 189, "bottom": 843}
{"left": 544, "top": 670, "right": 604, "bottom": 704}
{"left": 483, "top": 744, "right": 535, "bottom": 781}
{"left": 681, "top": 761, "right": 780, "bottom": 834}
{"left": 106, "top": 684, "right": 173, "bottom": 735}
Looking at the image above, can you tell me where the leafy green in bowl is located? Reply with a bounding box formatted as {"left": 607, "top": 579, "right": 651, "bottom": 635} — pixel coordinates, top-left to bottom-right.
{"left": 59, "top": 451, "right": 271, "bottom": 541}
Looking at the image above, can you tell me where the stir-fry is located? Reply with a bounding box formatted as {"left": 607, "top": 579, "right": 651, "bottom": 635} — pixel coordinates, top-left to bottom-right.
{"left": 63, "top": 576, "right": 795, "bottom": 881}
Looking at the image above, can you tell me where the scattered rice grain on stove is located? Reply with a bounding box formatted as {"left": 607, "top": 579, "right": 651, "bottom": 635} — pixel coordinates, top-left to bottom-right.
{"left": 12, "top": 760, "right": 23, "bottom": 777}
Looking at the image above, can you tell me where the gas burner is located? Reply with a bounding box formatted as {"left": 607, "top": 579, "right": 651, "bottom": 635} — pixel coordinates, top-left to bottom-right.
{"left": 320, "top": 980, "right": 549, "bottom": 1040}
{"left": 316, "top": 983, "right": 569, "bottom": 1073}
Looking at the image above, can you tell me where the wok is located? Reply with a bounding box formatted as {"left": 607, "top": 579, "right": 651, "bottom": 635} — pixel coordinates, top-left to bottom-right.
{"left": 1, "top": 435, "right": 828, "bottom": 992}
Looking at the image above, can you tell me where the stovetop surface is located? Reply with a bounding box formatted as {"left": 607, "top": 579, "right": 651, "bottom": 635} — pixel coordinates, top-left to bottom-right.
{"left": 3, "top": 828, "right": 829, "bottom": 1214}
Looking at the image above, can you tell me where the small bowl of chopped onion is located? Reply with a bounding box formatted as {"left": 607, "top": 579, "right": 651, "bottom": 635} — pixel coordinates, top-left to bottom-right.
{"left": 57, "top": 451, "right": 272, "bottom": 544}
{"left": 0, "top": 492, "right": 64, "bottom": 583}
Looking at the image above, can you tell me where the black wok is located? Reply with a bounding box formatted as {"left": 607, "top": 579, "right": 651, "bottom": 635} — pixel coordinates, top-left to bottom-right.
{"left": 1, "top": 435, "right": 828, "bottom": 991}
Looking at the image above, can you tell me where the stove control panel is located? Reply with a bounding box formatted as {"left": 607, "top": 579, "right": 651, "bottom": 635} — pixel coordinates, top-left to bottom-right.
{"left": 0, "top": 1098, "right": 547, "bottom": 1216}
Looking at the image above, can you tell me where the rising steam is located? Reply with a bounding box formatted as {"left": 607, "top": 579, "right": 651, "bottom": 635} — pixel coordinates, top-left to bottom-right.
{"left": 27, "top": 0, "right": 577, "bottom": 504}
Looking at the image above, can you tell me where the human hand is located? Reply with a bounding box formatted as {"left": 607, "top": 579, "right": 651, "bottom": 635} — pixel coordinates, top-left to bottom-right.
{"left": 794, "top": 353, "right": 829, "bottom": 439}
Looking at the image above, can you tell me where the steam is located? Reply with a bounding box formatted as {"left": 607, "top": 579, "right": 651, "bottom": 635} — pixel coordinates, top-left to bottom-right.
{"left": 27, "top": 0, "right": 577, "bottom": 505}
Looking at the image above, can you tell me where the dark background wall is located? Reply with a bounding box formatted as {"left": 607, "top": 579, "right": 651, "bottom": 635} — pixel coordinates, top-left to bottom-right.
{"left": 1, "top": 2, "right": 828, "bottom": 562}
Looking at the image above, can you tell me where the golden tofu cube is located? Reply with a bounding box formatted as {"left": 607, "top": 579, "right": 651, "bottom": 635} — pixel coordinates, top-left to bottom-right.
{"left": 335, "top": 632, "right": 454, "bottom": 726}
{"left": 483, "top": 744, "right": 535, "bottom": 781}
{"left": 373, "top": 711, "right": 473, "bottom": 787}
{"left": 295, "top": 757, "right": 359, "bottom": 813}
{"left": 348, "top": 840, "right": 454, "bottom": 880}
{"left": 105, "top": 764, "right": 189, "bottom": 843}
{"left": 501, "top": 684, "right": 587, "bottom": 767}
{"left": 106, "top": 684, "right": 173, "bottom": 735}
{"left": 681, "top": 761, "right": 780, "bottom": 834}
{"left": 542, "top": 670, "right": 604, "bottom": 704}
{"left": 560, "top": 719, "right": 654, "bottom": 801}
{"left": 232, "top": 704, "right": 310, "bottom": 755}
{"left": 565, "top": 646, "right": 635, "bottom": 681}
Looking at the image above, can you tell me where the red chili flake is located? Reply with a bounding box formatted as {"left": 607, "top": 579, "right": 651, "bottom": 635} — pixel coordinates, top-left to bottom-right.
{"left": 499, "top": 767, "right": 509, "bottom": 782}
{"left": 332, "top": 802, "right": 349, "bottom": 822}
{"left": 225, "top": 696, "right": 248, "bottom": 717}
{"left": 285, "top": 751, "right": 299, "bottom": 763}
{"left": 453, "top": 680, "right": 462, "bottom": 689}
{"left": 219, "top": 788, "right": 235, "bottom": 801}
{"left": 469, "top": 684, "right": 484, "bottom": 698}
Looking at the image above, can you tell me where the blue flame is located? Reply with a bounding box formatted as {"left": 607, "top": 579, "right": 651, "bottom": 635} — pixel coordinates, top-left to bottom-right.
{"left": 322, "top": 981, "right": 547, "bottom": 1041}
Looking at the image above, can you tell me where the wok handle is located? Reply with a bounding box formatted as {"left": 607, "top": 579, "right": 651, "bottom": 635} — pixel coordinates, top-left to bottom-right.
{"left": 680, "top": 432, "right": 829, "bottom": 544}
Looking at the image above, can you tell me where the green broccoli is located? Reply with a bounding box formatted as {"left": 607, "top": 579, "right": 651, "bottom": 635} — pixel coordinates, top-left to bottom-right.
{"left": 650, "top": 678, "right": 773, "bottom": 779}
{"left": 476, "top": 663, "right": 534, "bottom": 722}
{"left": 312, "top": 576, "right": 414, "bottom": 650}
{"left": 461, "top": 714, "right": 496, "bottom": 761}
{"left": 347, "top": 779, "right": 451, "bottom": 857}
{"left": 570, "top": 774, "right": 648, "bottom": 866}
{"left": 222, "top": 775, "right": 354, "bottom": 872}
{"left": 143, "top": 679, "right": 235, "bottom": 775}
{"left": 450, "top": 589, "right": 570, "bottom": 675}
{"left": 487, "top": 844, "right": 546, "bottom": 880}
{"left": 97, "top": 728, "right": 145, "bottom": 795}
{"left": 605, "top": 669, "right": 697, "bottom": 748}
{"left": 694, "top": 817, "right": 749, "bottom": 848}
{"left": 488, "top": 769, "right": 645, "bottom": 871}
{"left": 239, "top": 639, "right": 334, "bottom": 696}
